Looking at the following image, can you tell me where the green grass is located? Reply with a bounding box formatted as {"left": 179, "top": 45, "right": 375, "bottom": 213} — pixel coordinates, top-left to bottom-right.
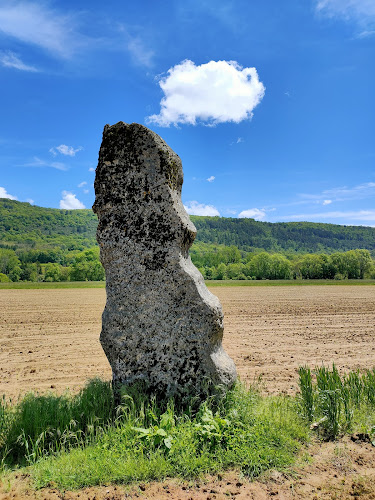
{"left": 298, "top": 365, "right": 375, "bottom": 440}
{"left": 0, "top": 380, "right": 114, "bottom": 467}
{"left": 0, "top": 281, "right": 106, "bottom": 289}
{"left": 2, "top": 365, "right": 375, "bottom": 491}
{"left": 1, "top": 279, "right": 374, "bottom": 290}
{"left": 0, "top": 381, "right": 309, "bottom": 490}
{"left": 208, "top": 279, "right": 375, "bottom": 287}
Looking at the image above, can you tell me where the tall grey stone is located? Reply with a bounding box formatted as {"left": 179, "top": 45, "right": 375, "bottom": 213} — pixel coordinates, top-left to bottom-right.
{"left": 93, "top": 122, "right": 237, "bottom": 398}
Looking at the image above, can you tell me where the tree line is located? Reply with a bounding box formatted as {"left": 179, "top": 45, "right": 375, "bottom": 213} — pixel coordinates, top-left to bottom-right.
{"left": 1, "top": 200, "right": 374, "bottom": 282}
{"left": 1, "top": 243, "right": 374, "bottom": 282}
{"left": 0, "top": 247, "right": 104, "bottom": 282}
{"left": 1, "top": 199, "right": 375, "bottom": 256}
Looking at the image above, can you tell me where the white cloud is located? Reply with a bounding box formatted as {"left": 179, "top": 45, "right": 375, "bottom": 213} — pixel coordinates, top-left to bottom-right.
{"left": 357, "top": 29, "right": 375, "bottom": 37}
{"left": 22, "top": 156, "right": 67, "bottom": 171}
{"left": 50, "top": 144, "right": 83, "bottom": 157}
{"left": 230, "top": 137, "right": 244, "bottom": 146}
{"left": 89, "top": 167, "right": 95, "bottom": 172}
{"left": 285, "top": 209, "right": 375, "bottom": 223}
{"left": 316, "top": 0, "right": 375, "bottom": 17}
{"left": 322, "top": 199, "right": 332, "bottom": 205}
{"left": 0, "top": 2, "right": 83, "bottom": 59}
{"left": 206, "top": 176, "right": 215, "bottom": 182}
{"left": 26, "top": 198, "right": 34, "bottom": 204}
{"left": 0, "top": 50, "right": 38, "bottom": 71}
{"left": 0, "top": 186, "right": 17, "bottom": 200}
{"left": 184, "top": 201, "right": 220, "bottom": 216}
{"left": 238, "top": 208, "right": 266, "bottom": 220}
{"left": 315, "top": 0, "right": 375, "bottom": 28}
{"left": 147, "top": 59, "right": 265, "bottom": 127}
{"left": 59, "top": 191, "right": 85, "bottom": 210}
{"left": 78, "top": 181, "right": 87, "bottom": 188}
{"left": 300, "top": 182, "right": 375, "bottom": 203}
{"left": 83, "top": 189, "right": 89, "bottom": 194}
{"left": 116, "top": 24, "right": 154, "bottom": 67}
{"left": 127, "top": 37, "right": 154, "bottom": 67}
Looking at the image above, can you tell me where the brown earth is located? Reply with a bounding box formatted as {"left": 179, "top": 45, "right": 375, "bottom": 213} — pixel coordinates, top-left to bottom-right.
{"left": 1, "top": 285, "right": 375, "bottom": 499}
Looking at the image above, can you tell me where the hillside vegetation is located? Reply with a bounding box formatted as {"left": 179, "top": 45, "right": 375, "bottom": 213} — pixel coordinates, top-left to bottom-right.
{"left": 1, "top": 199, "right": 375, "bottom": 253}
{"left": 0, "top": 199, "right": 374, "bottom": 282}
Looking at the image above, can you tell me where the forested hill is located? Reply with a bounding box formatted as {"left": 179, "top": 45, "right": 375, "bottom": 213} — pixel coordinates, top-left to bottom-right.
{"left": 1, "top": 198, "right": 375, "bottom": 255}
{"left": 191, "top": 217, "right": 375, "bottom": 254}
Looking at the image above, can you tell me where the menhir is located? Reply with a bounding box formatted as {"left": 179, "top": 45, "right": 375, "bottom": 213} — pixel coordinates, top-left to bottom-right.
{"left": 93, "top": 122, "right": 237, "bottom": 398}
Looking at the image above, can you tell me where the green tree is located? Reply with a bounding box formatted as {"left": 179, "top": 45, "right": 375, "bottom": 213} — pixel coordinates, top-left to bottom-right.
{"left": 247, "top": 252, "right": 272, "bottom": 279}
{"left": 20, "top": 262, "right": 39, "bottom": 282}
{"left": 297, "top": 254, "right": 324, "bottom": 279}
{"left": 269, "top": 254, "right": 292, "bottom": 279}
{"left": 214, "top": 263, "right": 227, "bottom": 280}
{"left": 0, "top": 249, "right": 21, "bottom": 281}
{"left": 70, "top": 248, "right": 105, "bottom": 281}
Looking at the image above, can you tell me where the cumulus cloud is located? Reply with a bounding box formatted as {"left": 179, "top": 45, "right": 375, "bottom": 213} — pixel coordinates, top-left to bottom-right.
{"left": 50, "top": 144, "right": 83, "bottom": 157}
{"left": 59, "top": 191, "right": 85, "bottom": 210}
{"left": 238, "top": 208, "right": 266, "bottom": 220}
{"left": 322, "top": 199, "right": 332, "bottom": 205}
{"left": 88, "top": 167, "right": 95, "bottom": 172}
{"left": 147, "top": 59, "right": 265, "bottom": 127}
{"left": 0, "top": 50, "right": 38, "bottom": 71}
{"left": 184, "top": 201, "right": 220, "bottom": 216}
{"left": 78, "top": 181, "right": 87, "bottom": 188}
{"left": 0, "top": 186, "right": 17, "bottom": 200}
{"left": 206, "top": 176, "right": 215, "bottom": 182}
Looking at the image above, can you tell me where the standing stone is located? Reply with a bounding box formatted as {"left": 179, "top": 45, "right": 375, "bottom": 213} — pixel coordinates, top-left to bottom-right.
{"left": 93, "top": 122, "right": 237, "bottom": 398}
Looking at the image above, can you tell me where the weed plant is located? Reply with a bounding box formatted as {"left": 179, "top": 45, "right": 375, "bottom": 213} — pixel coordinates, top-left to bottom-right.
{"left": 32, "top": 384, "right": 309, "bottom": 489}
{"left": 298, "top": 365, "right": 375, "bottom": 439}
{"left": 1, "top": 381, "right": 309, "bottom": 490}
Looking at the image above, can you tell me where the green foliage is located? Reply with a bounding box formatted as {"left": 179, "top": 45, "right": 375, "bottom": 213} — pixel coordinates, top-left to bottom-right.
{"left": 70, "top": 248, "right": 104, "bottom": 281}
{"left": 1, "top": 200, "right": 375, "bottom": 282}
{"left": 191, "top": 216, "right": 375, "bottom": 255}
{"left": 0, "top": 379, "right": 114, "bottom": 467}
{"left": 298, "top": 365, "right": 375, "bottom": 440}
{"left": 3, "top": 369, "right": 375, "bottom": 490}
{"left": 0, "top": 249, "right": 21, "bottom": 281}
{"left": 1, "top": 381, "right": 309, "bottom": 489}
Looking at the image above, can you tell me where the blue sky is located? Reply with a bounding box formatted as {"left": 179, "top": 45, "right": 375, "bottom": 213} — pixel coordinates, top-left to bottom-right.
{"left": 0, "top": 0, "right": 374, "bottom": 226}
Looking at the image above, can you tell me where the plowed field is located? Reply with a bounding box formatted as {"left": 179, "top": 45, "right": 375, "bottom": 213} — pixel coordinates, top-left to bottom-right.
{"left": 1, "top": 285, "right": 374, "bottom": 399}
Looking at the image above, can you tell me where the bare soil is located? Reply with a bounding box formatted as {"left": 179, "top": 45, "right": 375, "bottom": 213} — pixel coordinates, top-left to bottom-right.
{"left": 1, "top": 285, "right": 375, "bottom": 499}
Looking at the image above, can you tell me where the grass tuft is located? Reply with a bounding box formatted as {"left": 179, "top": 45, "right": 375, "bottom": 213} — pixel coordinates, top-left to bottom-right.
{"left": 0, "top": 379, "right": 114, "bottom": 467}
{"left": 298, "top": 364, "right": 375, "bottom": 440}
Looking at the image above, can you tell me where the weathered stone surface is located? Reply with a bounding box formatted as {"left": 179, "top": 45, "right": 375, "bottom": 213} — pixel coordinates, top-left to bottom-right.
{"left": 93, "top": 122, "right": 237, "bottom": 398}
